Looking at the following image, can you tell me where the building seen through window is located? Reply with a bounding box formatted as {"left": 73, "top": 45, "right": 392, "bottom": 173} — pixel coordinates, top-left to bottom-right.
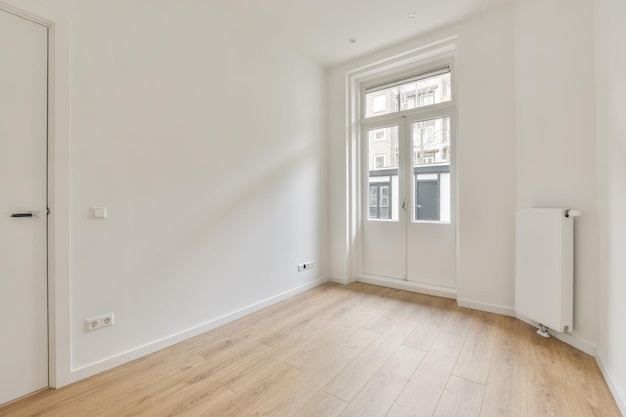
{"left": 365, "top": 71, "right": 451, "bottom": 118}
{"left": 365, "top": 69, "right": 452, "bottom": 222}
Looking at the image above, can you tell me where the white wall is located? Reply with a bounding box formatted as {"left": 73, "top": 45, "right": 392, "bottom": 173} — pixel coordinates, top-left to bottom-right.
{"left": 514, "top": 0, "right": 597, "bottom": 348}
{"left": 327, "top": 66, "right": 350, "bottom": 280}
{"left": 454, "top": 6, "right": 516, "bottom": 310}
{"left": 595, "top": 0, "right": 626, "bottom": 412}
{"left": 37, "top": 0, "right": 327, "bottom": 376}
{"left": 327, "top": 6, "right": 517, "bottom": 309}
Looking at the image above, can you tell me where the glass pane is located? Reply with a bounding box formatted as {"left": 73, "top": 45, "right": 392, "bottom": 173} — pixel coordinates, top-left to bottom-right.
{"left": 369, "top": 127, "right": 398, "bottom": 170}
{"left": 365, "top": 72, "right": 451, "bottom": 118}
{"left": 380, "top": 185, "right": 390, "bottom": 208}
{"left": 412, "top": 117, "right": 451, "bottom": 222}
{"left": 413, "top": 117, "right": 450, "bottom": 166}
{"left": 400, "top": 73, "right": 451, "bottom": 112}
{"left": 368, "top": 126, "right": 399, "bottom": 220}
{"left": 369, "top": 195, "right": 378, "bottom": 207}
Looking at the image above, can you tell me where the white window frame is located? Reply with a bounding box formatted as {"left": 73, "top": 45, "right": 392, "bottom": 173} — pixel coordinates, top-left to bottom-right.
{"left": 361, "top": 67, "right": 455, "bottom": 225}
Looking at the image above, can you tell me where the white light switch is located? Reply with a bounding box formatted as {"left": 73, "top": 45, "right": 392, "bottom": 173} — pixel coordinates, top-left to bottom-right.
{"left": 92, "top": 207, "right": 107, "bottom": 219}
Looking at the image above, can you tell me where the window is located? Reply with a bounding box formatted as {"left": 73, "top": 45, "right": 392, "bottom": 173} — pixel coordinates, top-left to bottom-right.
{"left": 369, "top": 183, "right": 391, "bottom": 219}
{"left": 412, "top": 117, "right": 451, "bottom": 222}
{"left": 419, "top": 90, "right": 435, "bottom": 106}
{"left": 363, "top": 64, "right": 453, "bottom": 224}
{"left": 365, "top": 67, "right": 451, "bottom": 118}
{"left": 405, "top": 94, "right": 416, "bottom": 109}
{"left": 413, "top": 117, "right": 450, "bottom": 165}
{"left": 367, "top": 126, "right": 400, "bottom": 220}
{"left": 368, "top": 127, "right": 399, "bottom": 170}
{"left": 372, "top": 95, "right": 386, "bottom": 113}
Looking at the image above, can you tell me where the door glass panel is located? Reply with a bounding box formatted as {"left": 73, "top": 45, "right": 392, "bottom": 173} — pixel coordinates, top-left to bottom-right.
{"left": 365, "top": 71, "right": 451, "bottom": 118}
{"left": 400, "top": 72, "right": 451, "bottom": 112}
{"left": 368, "top": 126, "right": 399, "bottom": 220}
{"left": 412, "top": 117, "right": 451, "bottom": 222}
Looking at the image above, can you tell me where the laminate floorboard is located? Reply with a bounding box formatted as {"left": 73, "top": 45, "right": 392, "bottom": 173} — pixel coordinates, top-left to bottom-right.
{"left": 0, "top": 283, "right": 621, "bottom": 417}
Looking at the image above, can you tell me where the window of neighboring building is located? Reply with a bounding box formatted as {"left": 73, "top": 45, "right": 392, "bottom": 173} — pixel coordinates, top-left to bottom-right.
{"left": 372, "top": 95, "right": 386, "bottom": 113}
{"left": 375, "top": 155, "right": 386, "bottom": 169}
{"left": 369, "top": 182, "right": 391, "bottom": 219}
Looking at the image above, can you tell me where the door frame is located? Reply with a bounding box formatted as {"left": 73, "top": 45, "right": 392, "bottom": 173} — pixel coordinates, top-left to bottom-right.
{"left": 345, "top": 37, "right": 459, "bottom": 299}
{"left": 0, "top": 0, "right": 71, "bottom": 388}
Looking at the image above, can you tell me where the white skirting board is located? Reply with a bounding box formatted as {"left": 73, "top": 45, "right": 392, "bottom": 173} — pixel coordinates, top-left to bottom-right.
{"left": 596, "top": 353, "right": 626, "bottom": 416}
{"left": 328, "top": 276, "right": 352, "bottom": 285}
{"left": 356, "top": 274, "right": 457, "bottom": 299}
{"left": 457, "top": 298, "right": 516, "bottom": 318}
{"left": 515, "top": 208, "right": 578, "bottom": 333}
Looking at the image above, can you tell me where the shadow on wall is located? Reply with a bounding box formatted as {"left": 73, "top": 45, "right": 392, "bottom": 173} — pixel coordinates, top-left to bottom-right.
{"left": 124, "top": 137, "right": 322, "bottom": 317}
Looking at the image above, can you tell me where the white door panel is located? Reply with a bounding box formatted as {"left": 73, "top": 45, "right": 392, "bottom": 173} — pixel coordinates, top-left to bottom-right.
{"left": 362, "top": 221, "right": 405, "bottom": 279}
{"left": 405, "top": 115, "right": 455, "bottom": 287}
{"left": 361, "top": 123, "right": 406, "bottom": 279}
{"left": 406, "top": 223, "right": 455, "bottom": 287}
{"left": 0, "top": 9, "right": 49, "bottom": 405}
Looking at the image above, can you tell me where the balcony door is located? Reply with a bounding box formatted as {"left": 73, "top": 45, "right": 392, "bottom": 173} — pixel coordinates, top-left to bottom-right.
{"left": 360, "top": 67, "right": 455, "bottom": 290}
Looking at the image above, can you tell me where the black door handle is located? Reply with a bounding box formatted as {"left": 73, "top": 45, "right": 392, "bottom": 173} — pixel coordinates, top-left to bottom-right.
{"left": 10, "top": 211, "right": 39, "bottom": 218}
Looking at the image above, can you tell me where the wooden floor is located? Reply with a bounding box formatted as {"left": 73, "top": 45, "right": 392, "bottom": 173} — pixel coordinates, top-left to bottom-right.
{"left": 1, "top": 283, "right": 621, "bottom": 417}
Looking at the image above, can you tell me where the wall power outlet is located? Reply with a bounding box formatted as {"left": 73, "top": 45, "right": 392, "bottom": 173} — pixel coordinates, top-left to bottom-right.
{"left": 297, "top": 261, "right": 314, "bottom": 272}
{"left": 85, "top": 313, "right": 115, "bottom": 332}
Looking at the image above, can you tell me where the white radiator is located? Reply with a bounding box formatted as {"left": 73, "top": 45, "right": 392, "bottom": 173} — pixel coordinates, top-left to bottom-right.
{"left": 514, "top": 208, "right": 579, "bottom": 333}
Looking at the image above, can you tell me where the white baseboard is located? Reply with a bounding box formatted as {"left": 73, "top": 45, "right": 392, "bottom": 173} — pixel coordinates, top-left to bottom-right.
{"left": 356, "top": 275, "right": 456, "bottom": 299}
{"left": 456, "top": 298, "right": 516, "bottom": 317}
{"left": 70, "top": 278, "right": 328, "bottom": 382}
{"left": 515, "top": 314, "right": 595, "bottom": 356}
{"left": 595, "top": 352, "right": 626, "bottom": 416}
{"left": 328, "top": 276, "right": 352, "bottom": 285}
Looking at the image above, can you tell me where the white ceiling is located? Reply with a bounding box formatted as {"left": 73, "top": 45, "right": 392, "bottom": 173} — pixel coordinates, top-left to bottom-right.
{"left": 222, "top": 0, "right": 512, "bottom": 67}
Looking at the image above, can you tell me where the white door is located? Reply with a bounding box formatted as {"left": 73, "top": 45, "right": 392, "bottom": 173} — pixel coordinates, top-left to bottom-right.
{"left": 360, "top": 67, "right": 455, "bottom": 289}
{"left": 405, "top": 113, "right": 455, "bottom": 287}
{"left": 0, "top": 9, "right": 49, "bottom": 405}
{"left": 362, "top": 122, "right": 406, "bottom": 279}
